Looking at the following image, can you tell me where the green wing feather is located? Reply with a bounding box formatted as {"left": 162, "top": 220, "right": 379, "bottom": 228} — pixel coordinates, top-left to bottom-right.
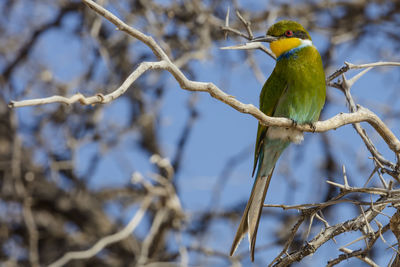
{"left": 252, "top": 68, "right": 287, "bottom": 176}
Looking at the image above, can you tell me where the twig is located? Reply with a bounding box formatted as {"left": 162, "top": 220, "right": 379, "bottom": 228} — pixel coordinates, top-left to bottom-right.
{"left": 137, "top": 208, "right": 169, "bottom": 265}
{"left": 328, "top": 247, "right": 379, "bottom": 267}
{"left": 235, "top": 10, "right": 253, "bottom": 39}
{"left": 23, "top": 198, "right": 40, "bottom": 267}
{"left": 326, "top": 180, "right": 400, "bottom": 195}
{"left": 346, "top": 61, "right": 400, "bottom": 69}
{"left": 263, "top": 197, "right": 386, "bottom": 210}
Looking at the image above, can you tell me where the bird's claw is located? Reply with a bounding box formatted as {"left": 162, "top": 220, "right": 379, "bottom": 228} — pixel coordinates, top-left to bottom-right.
{"left": 308, "top": 122, "right": 316, "bottom": 133}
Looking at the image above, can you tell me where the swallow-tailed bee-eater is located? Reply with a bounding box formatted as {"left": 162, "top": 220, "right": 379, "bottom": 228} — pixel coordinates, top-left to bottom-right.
{"left": 230, "top": 20, "right": 326, "bottom": 261}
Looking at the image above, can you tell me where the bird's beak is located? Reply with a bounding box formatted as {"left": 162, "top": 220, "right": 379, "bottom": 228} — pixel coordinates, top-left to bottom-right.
{"left": 251, "top": 35, "right": 278, "bottom": 43}
{"left": 219, "top": 35, "right": 278, "bottom": 52}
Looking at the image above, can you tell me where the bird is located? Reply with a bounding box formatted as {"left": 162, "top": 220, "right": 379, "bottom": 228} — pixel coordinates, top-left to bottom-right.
{"left": 229, "top": 20, "right": 326, "bottom": 261}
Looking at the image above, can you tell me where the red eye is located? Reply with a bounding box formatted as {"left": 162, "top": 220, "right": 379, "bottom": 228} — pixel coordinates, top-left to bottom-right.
{"left": 285, "top": 30, "right": 293, "bottom": 37}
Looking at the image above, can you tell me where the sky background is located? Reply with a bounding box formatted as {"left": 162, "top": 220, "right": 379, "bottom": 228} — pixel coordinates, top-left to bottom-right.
{"left": 4, "top": 0, "right": 400, "bottom": 266}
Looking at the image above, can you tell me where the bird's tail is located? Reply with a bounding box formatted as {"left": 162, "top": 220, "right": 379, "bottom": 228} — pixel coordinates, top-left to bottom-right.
{"left": 230, "top": 139, "right": 289, "bottom": 261}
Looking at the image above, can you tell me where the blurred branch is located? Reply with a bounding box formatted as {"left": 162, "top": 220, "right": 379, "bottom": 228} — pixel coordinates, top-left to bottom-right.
{"left": 49, "top": 196, "right": 152, "bottom": 267}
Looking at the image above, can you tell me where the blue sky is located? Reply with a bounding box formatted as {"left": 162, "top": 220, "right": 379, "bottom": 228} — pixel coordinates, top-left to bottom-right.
{"left": 7, "top": 0, "right": 400, "bottom": 266}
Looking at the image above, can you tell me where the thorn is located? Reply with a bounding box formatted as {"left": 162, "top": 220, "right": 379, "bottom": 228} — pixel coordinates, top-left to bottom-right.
{"left": 224, "top": 7, "right": 230, "bottom": 40}
{"left": 342, "top": 165, "right": 349, "bottom": 189}
{"left": 220, "top": 42, "right": 260, "bottom": 50}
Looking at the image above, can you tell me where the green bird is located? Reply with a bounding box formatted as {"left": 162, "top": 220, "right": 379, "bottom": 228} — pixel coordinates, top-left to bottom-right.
{"left": 230, "top": 20, "right": 326, "bottom": 260}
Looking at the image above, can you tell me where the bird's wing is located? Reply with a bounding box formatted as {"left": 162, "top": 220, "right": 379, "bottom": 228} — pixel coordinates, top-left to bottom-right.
{"left": 252, "top": 68, "right": 287, "bottom": 176}
{"left": 252, "top": 124, "right": 266, "bottom": 176}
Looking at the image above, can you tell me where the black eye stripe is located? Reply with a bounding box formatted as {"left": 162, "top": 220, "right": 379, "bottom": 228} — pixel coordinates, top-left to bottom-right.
{"left": 280, "top": 31, "right": 308, "bottom": 39}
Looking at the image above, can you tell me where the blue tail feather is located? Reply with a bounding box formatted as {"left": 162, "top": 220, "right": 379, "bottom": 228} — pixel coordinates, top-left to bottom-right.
{"left": 254, "top": 138, "right": 289, "bottom": 181}
{"left": 231, "top": 138, "right": 289, "bottom": 260}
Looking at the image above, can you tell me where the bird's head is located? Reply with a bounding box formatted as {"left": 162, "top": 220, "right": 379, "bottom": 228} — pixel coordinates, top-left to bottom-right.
{"left": 252, "top": 20, "right": 312, "bottom": 58}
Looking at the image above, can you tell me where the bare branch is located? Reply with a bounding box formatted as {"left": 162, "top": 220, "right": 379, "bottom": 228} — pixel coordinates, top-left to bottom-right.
{"left": 9, "top": 61, "right": 169, "bottom": 108}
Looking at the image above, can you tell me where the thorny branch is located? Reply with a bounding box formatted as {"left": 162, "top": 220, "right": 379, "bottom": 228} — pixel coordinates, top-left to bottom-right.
{"left": 273, "top": 196, "right": 388, "bottom": 266}
{"left": 264, "top": 168, "right": 392, "bottom": 266}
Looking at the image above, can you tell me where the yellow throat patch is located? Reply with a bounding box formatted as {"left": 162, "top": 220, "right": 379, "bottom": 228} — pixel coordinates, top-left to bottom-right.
{"left": 270, "top": 38, "right": 302, "bottom": 58}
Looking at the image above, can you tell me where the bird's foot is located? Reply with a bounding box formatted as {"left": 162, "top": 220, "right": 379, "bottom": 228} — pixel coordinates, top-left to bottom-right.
{"left": 307, "top": 122, "right": 316, "bottom": 133}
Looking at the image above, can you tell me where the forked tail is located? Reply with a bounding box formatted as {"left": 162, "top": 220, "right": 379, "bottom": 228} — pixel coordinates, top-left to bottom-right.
{"left": 230, "top": 139, "right": 289, "bottom": 261}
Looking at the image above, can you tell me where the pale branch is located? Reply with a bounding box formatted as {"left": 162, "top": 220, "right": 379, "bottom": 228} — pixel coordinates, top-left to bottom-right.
{"left": 8, "top": 0, "right": 400, "bottom": 159}
{"left": 48, "top": 196, "right": 152, "bottom": 267}
{"left": 346, "top": 61, "right": 400, "bottom": 69}
{"left": 326, "top": 180, "right": 400, "bottom": 196}
{"left": 220, "top": 26, "right": 250, "bottom": 40}
{"left": 83, "top": 0, "right": 169, "bottom": 61}
{"left": 236, "top": 10, "right": 254, "bottom": 39}
{"left": 137, "top": 208, "right": 169, "bottom": 265}
{"left": 326, "top": 61, "right": 400, "bottom": 83}
{"left": 9, "top": 60, "right": 169, "bottom": 108}
{"left": 23, "top": 198, "right": 40, "bottom": 267}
